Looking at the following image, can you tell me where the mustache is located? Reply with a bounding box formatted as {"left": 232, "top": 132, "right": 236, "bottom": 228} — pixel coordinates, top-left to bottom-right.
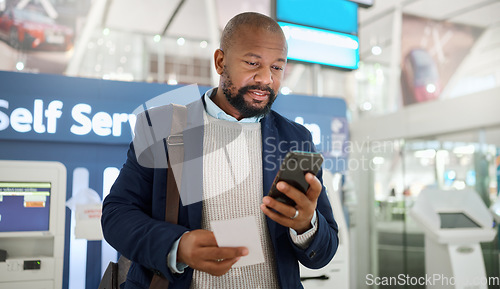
{"left": 238, "top": 85, "right": 276, "bottom": 97}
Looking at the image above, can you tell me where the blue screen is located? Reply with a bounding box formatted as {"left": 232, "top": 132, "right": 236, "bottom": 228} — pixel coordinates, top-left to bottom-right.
{"left": 0, "top": 182, "right": 51, "bottom": 232}
{"left": 280, "top": 22, "right": 359, "bottom": 69}
{"left": 276, "top": 0, "right": 358, "bottom": 35}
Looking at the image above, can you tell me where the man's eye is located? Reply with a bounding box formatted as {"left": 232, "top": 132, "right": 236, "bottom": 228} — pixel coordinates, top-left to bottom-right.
{"left": 272, "top": 66, "right": 283, "bottom": 71}
{"left": 245, "top": 61, "right": 257, "bottom": 66}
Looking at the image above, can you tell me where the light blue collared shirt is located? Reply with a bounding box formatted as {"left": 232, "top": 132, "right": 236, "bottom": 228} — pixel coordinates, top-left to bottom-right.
{"left": 203, "top": 87, "right": 264, "bottom": 123}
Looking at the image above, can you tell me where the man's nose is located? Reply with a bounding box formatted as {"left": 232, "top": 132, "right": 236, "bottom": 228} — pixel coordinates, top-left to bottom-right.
{"left": 253, "top": 67, "right": 273, "bottom": 86}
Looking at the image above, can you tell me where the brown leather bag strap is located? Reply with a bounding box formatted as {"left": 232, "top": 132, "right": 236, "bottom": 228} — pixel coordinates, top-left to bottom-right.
{"left": 149, "top": 104, "right": 187, "bottom": 289}
{"left": 165, "top": 160, "right": 180, "bottom": 224}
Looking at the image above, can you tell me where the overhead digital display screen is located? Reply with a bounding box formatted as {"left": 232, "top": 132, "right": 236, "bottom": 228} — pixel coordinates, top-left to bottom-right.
{"left": 276, "top": 0, "right": 358, "bottom": 34}
{"left": 0, "top": 182, "right": 51, "bottom": 232}
{"left": 280, "top": 22, "right": 359, "bottom": 70}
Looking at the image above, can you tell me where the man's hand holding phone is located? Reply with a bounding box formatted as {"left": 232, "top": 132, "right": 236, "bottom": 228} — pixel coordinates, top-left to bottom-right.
{"left": 261, "top": 172, "right": 322, "bottom": 234}
{"left": 261, "top": 151, "right": 324, "bottom": 233}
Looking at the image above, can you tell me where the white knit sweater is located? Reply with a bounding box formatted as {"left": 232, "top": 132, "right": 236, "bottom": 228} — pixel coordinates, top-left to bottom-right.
{"left": 190, "top": 113, "right": 280, "bottom": 289}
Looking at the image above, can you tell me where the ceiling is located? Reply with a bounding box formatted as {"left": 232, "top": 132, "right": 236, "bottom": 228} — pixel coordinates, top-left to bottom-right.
{"left": 103, "top": 0, "right": 500, "bottom": 36}
{"left": 101, "top": 0, "right": 500, "bottom": 66}
{"left": 359, "top": 0, "right": 500, "bottom": 63}
{"left": 103, "top": 0, "right": 270, "bottom": 40}
{"left": 360, "top": 0, "right": 500, "bottom": 27}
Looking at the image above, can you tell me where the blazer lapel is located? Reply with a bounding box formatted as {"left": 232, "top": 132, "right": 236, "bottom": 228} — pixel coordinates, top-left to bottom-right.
{"left": 261, "top": 113, "right": 279, "bottom": 197}
{"left": 261, "top": 112, "right": 286, "bottom": 240}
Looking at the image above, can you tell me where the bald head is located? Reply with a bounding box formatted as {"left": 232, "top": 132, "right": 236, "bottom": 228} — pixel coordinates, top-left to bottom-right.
{"left": 220, "top": 12, "right": 287, "bottom": 54}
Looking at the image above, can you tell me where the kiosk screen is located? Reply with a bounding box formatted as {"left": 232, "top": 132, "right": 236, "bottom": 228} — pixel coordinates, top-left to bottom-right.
{"left": 0, "top": 182, "right": 51, "bottom": 232}
{"left": 439, "top": 212, "right": 481, "bottom": 229}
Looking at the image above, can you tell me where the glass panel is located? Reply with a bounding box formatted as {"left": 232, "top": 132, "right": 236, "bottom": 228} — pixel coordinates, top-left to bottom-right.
{"left": 371, "top": 140, "right": 414, "bottom": 286}
{"left": 371, "top": 127, "right": 500, "bottom": 288}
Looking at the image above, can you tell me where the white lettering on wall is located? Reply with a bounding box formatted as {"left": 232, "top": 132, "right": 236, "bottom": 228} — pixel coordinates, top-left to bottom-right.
{"left": 112, "top": 113, "right": 130, "bottom": 137}
{"left": 71, "top": 104, "right": 92, "bottom": 135}
{"left": 295, "top": 116, "right": 321, "bottom": 145}
{"left": 45, "top": 100, "right": 63, "bottom": 134}
{"left": 0, "top": 99, "right": 63, "bottom": 134}
{"left": 0, "top": 100, "right": 10, "bottom": 131}
{"left": 70, "top": 103, "right": 135, "bottom": 137}
{"left": 33, "top": 99, "right": 46, "bottom": 133}
{"left": 11, "top": 107, "right": 33, "bottom": 133}
{"left": 1, "top": 99, "right": 136, "bottom": 138}
{"left": 92, "top": 112, "right": 113, "bottom": 136}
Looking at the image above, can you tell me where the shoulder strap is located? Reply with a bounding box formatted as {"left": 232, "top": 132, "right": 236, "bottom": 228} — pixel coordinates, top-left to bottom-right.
{"left": 150, "top": 103, "right": 187, "bottom": 289}
{"left": 165, "top": 103, "right": 187, "bottom": 223}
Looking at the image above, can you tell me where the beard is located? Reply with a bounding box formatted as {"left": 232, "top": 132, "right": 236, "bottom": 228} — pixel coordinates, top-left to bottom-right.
{"left": 221, "top": 69, "right": 277, "bottom": 119}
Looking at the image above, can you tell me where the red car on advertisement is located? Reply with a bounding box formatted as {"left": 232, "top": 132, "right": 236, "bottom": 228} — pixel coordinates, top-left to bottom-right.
{"left": 0, "top": 8, "right": 73, "bottom": 51}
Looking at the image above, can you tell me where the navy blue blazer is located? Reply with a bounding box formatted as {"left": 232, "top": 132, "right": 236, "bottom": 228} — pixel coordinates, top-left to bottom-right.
{"left": 102, "top": 98, "right": 339, "bottom": 289}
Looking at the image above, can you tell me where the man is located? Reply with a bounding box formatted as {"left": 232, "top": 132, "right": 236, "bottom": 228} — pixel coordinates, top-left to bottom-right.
{"left": 102, "top": 12, "right": 338, "bottom": 289}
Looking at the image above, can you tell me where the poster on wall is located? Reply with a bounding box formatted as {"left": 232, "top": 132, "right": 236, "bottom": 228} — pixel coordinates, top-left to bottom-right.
{"left": 400, "top": 14, "right": 483, "bottom": 106}
{"left": 0, "top": 0, "right": 90, "bottom": 74}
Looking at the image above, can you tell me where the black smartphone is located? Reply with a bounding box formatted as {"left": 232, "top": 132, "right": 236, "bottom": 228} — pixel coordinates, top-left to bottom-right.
{"left": 268, "top": 151, "right": 324, "bottom": 207}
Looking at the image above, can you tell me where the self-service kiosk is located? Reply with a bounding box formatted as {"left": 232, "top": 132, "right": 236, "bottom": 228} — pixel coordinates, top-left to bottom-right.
{"left": 409, "top": 188, "right": 496, "bottom": 289}
{"left": 300, "top": 171, "right": 350, "bottom": 289}
{"left": 0, "top": 161, "right": 67, "bottom": 289}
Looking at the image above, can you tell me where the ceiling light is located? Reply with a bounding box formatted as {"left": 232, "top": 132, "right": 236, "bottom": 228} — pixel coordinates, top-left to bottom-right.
{"left": 414, "top": 149, "right": 436, "bottom": 159}
{"left": 453, "top": 181, "right": 466, "bottom": 190}
{"left": 371, "top": 45, "right": 382, "bottom": 55}
{"left": 200, "top": 41, "right": 208, "bottom": 48}
{"left": 102, "top": 28, "right": 110, "bottom": 36}
{"left": 153, "top": 35, "right": 161, "bottom": 43}
{"left": 453, "top": 145, "right": 475, "bottom": 155}
{"left": 426, "top": 83, "right": 436, "bottom": 93}
{"left": 445, "top": 170, "right": 456, "bottom": 180}
{"left": 16, "top": 61, "right": 24, "bottom": 71}
{"left": 280, "top": 87, "right": 292, "bottom": 95}
{"left": 177, "top": 37, "right": 185, "bottom": 46}
{"left": 168, "top": 74, "right": 178, "bottom": 85}
{"left": 361, "top": 102, "right": 372, "bottom": 111}
{"left": 372, "top": 157, "right": 384, "bottom": 165}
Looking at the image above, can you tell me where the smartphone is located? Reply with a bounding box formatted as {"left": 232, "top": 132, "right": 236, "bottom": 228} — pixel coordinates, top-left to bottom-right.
{"left": 268, "top": 151, "right": 324, "bottom": 207}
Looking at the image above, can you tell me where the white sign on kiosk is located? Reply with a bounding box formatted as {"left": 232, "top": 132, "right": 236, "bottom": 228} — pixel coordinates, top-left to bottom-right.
{"left": 0, "top": 161, "right": 66, "bottom": 289}
{"left": 409, "top": 188, "right": 496, "bottom": 289}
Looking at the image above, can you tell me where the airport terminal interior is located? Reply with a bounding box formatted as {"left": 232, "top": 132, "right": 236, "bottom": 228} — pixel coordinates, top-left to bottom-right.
{"left": 0, "top": 0, "right": 500, "bottom": 288}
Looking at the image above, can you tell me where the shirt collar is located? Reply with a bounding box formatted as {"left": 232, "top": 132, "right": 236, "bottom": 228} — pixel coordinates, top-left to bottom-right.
{"left": 203, "top": 87, "right": 263, "bottom": 123}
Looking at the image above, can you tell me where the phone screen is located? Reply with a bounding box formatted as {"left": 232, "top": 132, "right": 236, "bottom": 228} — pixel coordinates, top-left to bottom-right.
{"left": 268, "top": 151, "right": 323, "bottom": 206}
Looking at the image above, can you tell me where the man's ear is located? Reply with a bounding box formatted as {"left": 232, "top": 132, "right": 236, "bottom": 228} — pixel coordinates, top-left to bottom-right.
{"left": 214, "top": 49, "right": 225, "bottom": 75}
